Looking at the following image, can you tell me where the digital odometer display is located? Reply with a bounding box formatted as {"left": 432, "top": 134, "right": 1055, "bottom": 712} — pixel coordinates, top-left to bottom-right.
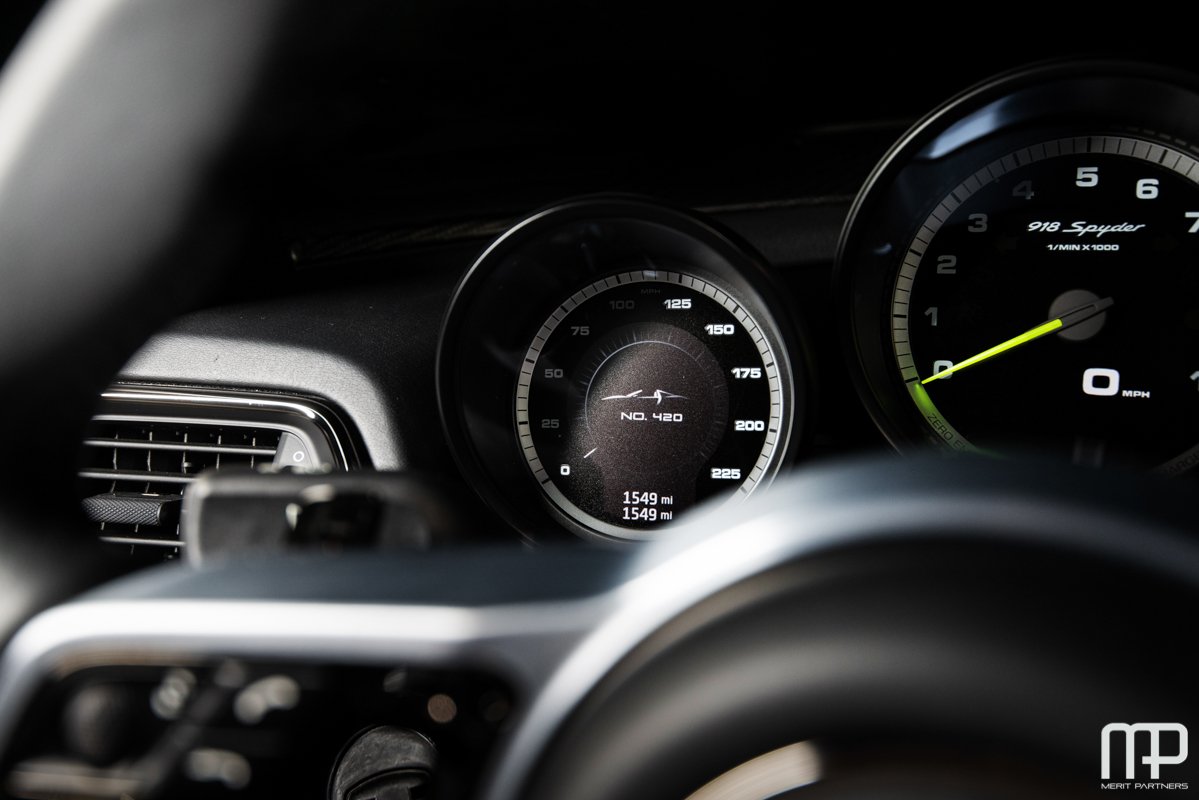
{"left": 516, "top": 270, "right": 786, "bottom": 539}
{"left": 893, "top": 135, "right": 1199, "bottom": 473}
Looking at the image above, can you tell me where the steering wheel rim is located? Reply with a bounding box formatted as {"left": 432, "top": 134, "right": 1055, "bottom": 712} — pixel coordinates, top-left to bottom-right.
{"left": 498, "top": 456, "right": 1199, "bottom": 799}
{"left": 0, "top": 0, "right": 298, "bottom": 644}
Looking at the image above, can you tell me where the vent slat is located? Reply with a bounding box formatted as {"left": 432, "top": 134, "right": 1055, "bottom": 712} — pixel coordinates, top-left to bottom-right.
{"left": 81, "top": 439, "right": 275, "bottom": 456}
{"left": 99, "top": 536, "right": 187, "bottom": 548}
{"left": 79, "top": 469, "right": 195, "bottom": 485}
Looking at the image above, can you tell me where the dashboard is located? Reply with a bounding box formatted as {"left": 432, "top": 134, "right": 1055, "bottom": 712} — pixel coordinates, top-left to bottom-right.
{"left": 104, "top": 51, "right": 1199, "bottom": 549}
{"left": 0, "top": 5, "right": 1197, "bottom": 800}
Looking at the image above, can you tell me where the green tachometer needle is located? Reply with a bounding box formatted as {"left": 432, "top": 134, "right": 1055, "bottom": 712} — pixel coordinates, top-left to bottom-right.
{"left": 921, "top": 297, "right": 1114, "bottom": 385}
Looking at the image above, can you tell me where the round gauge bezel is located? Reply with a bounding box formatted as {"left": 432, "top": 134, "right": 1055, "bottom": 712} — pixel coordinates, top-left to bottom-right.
{"left": 835, "top": 60, "right": 1199, "bottom": 462}
{"left": 437, "top": 196, "right": 807, "bottom": 544}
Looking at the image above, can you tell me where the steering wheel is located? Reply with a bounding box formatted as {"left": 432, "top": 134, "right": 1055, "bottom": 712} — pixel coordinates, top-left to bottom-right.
{"left": 0, "top": 3, "right": 1196, "bottom": 799}
{"left": 510, "top": 458, "right": 1199, "bottom": 799}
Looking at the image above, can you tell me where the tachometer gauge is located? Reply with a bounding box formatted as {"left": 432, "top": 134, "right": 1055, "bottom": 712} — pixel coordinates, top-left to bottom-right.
{"left": 838, "top": 62, "right": 1199, "bottom": 475}
{"left": 439, "top": 197, "right": 804, "bottom": 542}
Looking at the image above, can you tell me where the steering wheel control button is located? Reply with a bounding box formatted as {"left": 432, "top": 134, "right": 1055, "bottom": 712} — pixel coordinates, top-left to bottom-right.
{"left": 61, "top": 683, "right": 147, "bottom": 766}
{"left": 329, "top": 726, "right": 436, "bottom": 800}
{"left": 233, "top": 675, "right": 301, "bottom": 725}
{"left": 150, "top": 668, "right": 196, "bottom": 720}
{"left": 183, "top": 749, "right": 252, "bottom": 791}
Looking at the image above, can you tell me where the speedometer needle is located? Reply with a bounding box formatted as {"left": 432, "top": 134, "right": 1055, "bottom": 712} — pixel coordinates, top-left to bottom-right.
{"left": 921, "top": 297, "right": 1114, "bottom": 384}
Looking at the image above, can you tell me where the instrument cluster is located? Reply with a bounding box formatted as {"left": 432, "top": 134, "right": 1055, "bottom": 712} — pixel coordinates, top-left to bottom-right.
{"left": 438, "top": 62, "right": 1199, "bottom": 543}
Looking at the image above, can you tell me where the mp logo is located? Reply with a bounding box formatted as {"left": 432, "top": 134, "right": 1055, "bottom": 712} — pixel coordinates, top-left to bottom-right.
{"left": 1101, "top": 723, "right": 1188, "bottom": 780}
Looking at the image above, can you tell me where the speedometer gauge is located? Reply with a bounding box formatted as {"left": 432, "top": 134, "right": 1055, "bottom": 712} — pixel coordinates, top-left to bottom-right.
{"left": 517, "top": 271, "right": 784, "bottom": 538}
{"left": 839, "top": 62, "right": 1199, "bottom": 475}
{"left": 439, "top": 197, "right": 805, "bottom": 542}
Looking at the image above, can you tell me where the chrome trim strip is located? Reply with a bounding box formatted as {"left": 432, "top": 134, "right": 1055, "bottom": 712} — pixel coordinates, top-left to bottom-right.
{"left": 683, "top": 741, "right": 823, "bottom": 800}
{"left": 120, "top": 335, "right": 399, "bottom": 468}
{"left": 98, "top": 536, "right": 184, "bottom": 548}
{"left": 80, "top": 469, "right": 193, "bottom": 484}
{"left": 82, "top": 439, "right": 276, "bottom": 456}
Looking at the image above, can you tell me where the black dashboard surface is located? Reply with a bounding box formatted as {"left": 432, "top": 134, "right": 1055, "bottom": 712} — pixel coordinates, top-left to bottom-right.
{"left": 82, "top": 16, "right": 1199, "bottom": 540}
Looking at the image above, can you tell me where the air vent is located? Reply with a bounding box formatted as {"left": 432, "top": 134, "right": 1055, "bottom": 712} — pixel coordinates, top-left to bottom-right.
{"left": 79, "top": 387, "right": 358, "bottom": 554}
